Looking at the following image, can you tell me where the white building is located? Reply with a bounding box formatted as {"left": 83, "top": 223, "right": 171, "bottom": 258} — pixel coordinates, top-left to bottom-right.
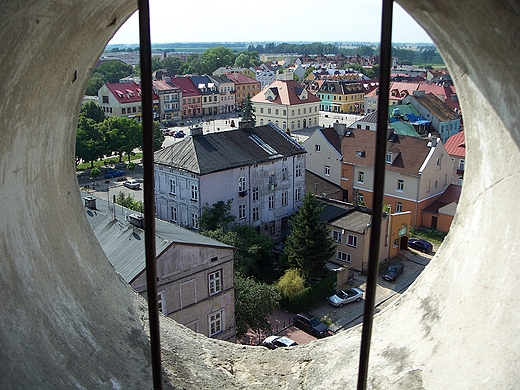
{"left": 251, "top": 70, "right": 321, "bottom": 132}
{"left": 153, "top": 123, "right": 307, "bottom": 238}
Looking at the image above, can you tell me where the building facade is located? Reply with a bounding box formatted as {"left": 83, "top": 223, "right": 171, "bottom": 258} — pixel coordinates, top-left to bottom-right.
{"left": 152, "top": 79, "right": 181, "bottom": 121}
{"left": 225, "top": 72, "right": 261, "bottom": 109}
{"left": 98, "top": 82, "right": 159, "bottom": 120}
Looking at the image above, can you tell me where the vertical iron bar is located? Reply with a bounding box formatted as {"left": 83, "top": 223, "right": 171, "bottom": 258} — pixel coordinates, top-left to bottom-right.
{"left": 357, "top": 0, "right": 393, "bottom": 389}
{"left": 138, "top": 1, "right": 163, "bottom": 389}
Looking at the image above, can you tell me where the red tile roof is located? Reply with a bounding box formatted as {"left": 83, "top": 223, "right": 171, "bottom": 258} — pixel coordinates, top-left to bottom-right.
{"left": 105, "top": 82, "right": 158, "bottom": 104}
{"left": 444, "top": 130, "right": 465, "bottom": 157}
{"left": 250, "top": 79, "right": 321, "bottom": 106}
{"left": 223, "top": 73, "right": 258, "bottom": 85}
{"left": 169, "top": 77, "right": 201, "bottom": 97}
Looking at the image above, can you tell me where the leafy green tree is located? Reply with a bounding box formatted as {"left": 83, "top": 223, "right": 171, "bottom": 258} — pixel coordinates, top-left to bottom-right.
{"left": 200, "top": 46, "right": 236, "bottom": 74}
{"left": 200, "top": 200, "right": 235, "bottom": 232}
{"left": 203, "top": 224, "right": 274, "bottom": 279}
{"left": 234, "top": 274, "right": 281, "bottom": 338}
{"left": 241, "top": 94, "right": 256, "bottom": 127}
{"left": 76, "top": 117, "right": 105, "bottom": 167}
{"left": 95, "top": 60, "right": 133, "bottom": 83}
{"left": 85, "top": 73, "right": 104, "bottom": 96}
{"left": 160, "top": 56, "right": 183, "bottom": 74}
{"left": 90, "top": 167, "right": 100, "bottom": 179}
{"left": 153, "top": 121, "right": 165, "bottom": 151}
{"left": 102, "top": 117, "right": 141, "bottom": 162}
{"left": 127, "top": 161, "right": 135, "bottom": 177}
{"left": 79, "top": 101, "right": 105, "bottom": 123}
{"left": 276, "top": 268, "right": 306, "bottom": 300}
{"left": 115, "top": 192, "right": 144, "bottom": 213}
{"left": 284, "top": 192, "right": 336, "bottom": 281}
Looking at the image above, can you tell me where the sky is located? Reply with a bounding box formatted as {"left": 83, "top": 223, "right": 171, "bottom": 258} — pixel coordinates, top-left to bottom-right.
{"left": 109, "top": 0, "right": 432, "bottom": 45}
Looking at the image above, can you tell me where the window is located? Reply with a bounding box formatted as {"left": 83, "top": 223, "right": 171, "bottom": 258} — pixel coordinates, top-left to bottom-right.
{"left": 333, "top": 230, "right": 342, "bottom": 243}
{"left": 238, "top": 204, "right": 246, "bottom": 219}
{"left": 209, "top": 271, "right": 221, "bottom": 295}
{"left": 315, "top": 144, "right": 321, "bottom": 152}
{"left": 386, "top": 153, "right": 392, "bottom": 164}
{"left": 171, "top": 206, "right": 177, "bottom": 222}
{"left": 132, "top": 106, "right": 136, "bottom": 113}
{"left": 238, "top": 176, "right": 246, "bottom": 192}
{"left": 260, "top": 107, "right": 264, "bottom": 113}
{"left": 393, "top": 239, "right": 398, "bottom": 248}
{"left": 459, "top": 159, "right": 465, "bottom": 171}
{"left": 358, "top": 171, "right": 364, "bottom": 183}
{"left": 295, "top": 164, "right": 302, "bottom": 177}
{"left": 358, "top": 193, "right": 364, "bottom": 202}
{"left": 337, "top": 251, "right": 351, "bottom": 263}
{"left": 252, "top": 187, "right": 259, "bottom": 201}
{"left": 268, "top": 108, "right": 271, "bottom": 114}
{"left": 283, "top": 110, "right": 286, "bottom": 115}
{"left": 275, "top": 109, "right": 279, "bottom": 115}
{"left": 158, "top": 291, "right": 165, "bottom": 314}
{"left": 169, "top": 179, "right": 176, "bottom": 195}
{"left": 347, "top": 234, "right": 358, "bottom": 248}
{"left": 252, "top": 206, "right": 259, "bottom": 221}
{"left": 191, "top": 213, "right": 199, "bottom": 229}
{"left": 268, "top": 195, "right": 274, "bottom": 210}
{"left": 325, "top": 165, "right": 330, "bottom": 176}
{"left": 191, "top": 184, "right": 198, "bottom": 201}
{"left": 209, "top": 310, "right": 223, "bottom": 337}
{"left": 357, "top": 124, "right": 362, "bottom": 129}
{"left": 444, "top": 173, "right": 448, "bottom": 186}
{"left": 396, "top": 202, "right": 403, "bottom": 212}
{"left": 295, "top": 187, "right": 301, "bottom": 201}
{"left": 102, "top": 95, "right": 109, "bottom": 103}
{"left": 281, "top": 167, "right": 287, "bottom": 181}
{"left": 122, "top": 108, "right": 126, "bottom": 114}
{"left": 397, "top": 179, "right": 404, "bottom": 192}
{"left": 281, "top": 191, "right": 288, "bottom": 206}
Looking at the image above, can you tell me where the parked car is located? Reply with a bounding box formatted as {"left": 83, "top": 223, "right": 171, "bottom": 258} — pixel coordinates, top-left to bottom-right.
{"left": 261, "top": 335, "right": 298, "bottom": 350}
{"left": 104, "top": 169, "right": 126, "bottom": 179}
{"left": 327, "top": 288, "right": 364, "bottom": 307}
{"left": 293, "top": 312, "right": 329, "bottom": 338}
{"left": 408, "top": 238, "right": 433, "bottom": 253}
{"left": 123, "top": 179, "right": 140, "bottom": 189}
{"left": 382, "top": 262, "right": 405, "bottom": 282}
{"left": 173, "top": 130, "right": 185, "bottom": 138}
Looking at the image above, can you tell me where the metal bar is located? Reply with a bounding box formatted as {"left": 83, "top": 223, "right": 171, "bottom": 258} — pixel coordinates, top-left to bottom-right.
{"left": 137, "top": 0, "right": 163, "bottom": 388}
{"left": 356, "top": 0, "right": 394, "bottom": 389}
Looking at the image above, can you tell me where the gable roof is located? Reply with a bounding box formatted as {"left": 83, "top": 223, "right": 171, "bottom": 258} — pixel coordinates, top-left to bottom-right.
{"left": 444, "top": 130, "right": 465, "bottom": 157}
{"left": 224, "top": 72, "right": 258, "bottom": 85}
{"left": 341, "top": 129, "right": 434, "bottom": 176}
{"left": 154, "top": 123, "right": 306, "bottom": 175}
{"left": 84, "top": 194, "right": 233, "bottom": 283}
{"left": 413, "top": 92, "right": 459, "bottom": 121}
{"left": 251, "top": 79, "right": 321, "bottom": 106}
{"left": 422, "top": 184, "right": 462, "bottom": 214}
{"left": 319, "top": 127, "right": 343, "bottom": 154}
{"left": 105, "top": 82, "right": 158, "bottom": 104}
{"left": 170, "top": 77, "right": 201, "bottom": 97}
{"left": 188, "top": 75, "right": 218, "bottom": 95}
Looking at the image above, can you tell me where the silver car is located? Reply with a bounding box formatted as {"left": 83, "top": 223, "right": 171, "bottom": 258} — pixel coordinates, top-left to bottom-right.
{"left": 327, "top": 288, "right": 363, "bottom": 307}
{"left": 123, "top": 179, "right": 140, "bottom": 189}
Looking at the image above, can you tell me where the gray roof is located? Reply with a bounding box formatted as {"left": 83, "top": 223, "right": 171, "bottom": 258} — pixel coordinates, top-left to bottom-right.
{"left": 154, "top": 123, "right": 306, "bottom": 175}
{"left": 83, "top": 193, "right": 233, "bottom": 283}
{"left": 329, "top": 210, "right": 372, "bottom": 233}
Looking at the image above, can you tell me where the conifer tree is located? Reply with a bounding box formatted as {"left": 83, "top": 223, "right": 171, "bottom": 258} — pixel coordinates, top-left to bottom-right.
{"left": 241, "top": 93, "right": 256, "bottom": 127}
{"left": 284, "top": 192, "right": 336, "bottom": 281}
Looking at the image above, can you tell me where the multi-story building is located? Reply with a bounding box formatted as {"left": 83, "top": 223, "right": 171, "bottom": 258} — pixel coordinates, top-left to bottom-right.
{"left": 253, "top": 64, "right": 276, "bottom": 89}
{"left": 225, "top": 72, "right": 261, "bottom": 109}
{"left": 340, "top": 129, "right": 454, "bottom": 228}
{"left": 444, "top": 130, "right": 465, "bottom": 185}
{"left": 98, "top": 82, "right": 159, "bottom": 120}
{"left": 209, "top": 74, "right": 236, "bottom": 114}
{"left": 152, "top": 79, "right": 181, "bottom": 122}
{"left": 318, "top": 80, "right": 366, "bottom": 114}
{"left": 188, "top": 75, "right": 220, "bottom": 117}
{"left": 251, "top": 70, "right": 321, "bottom": 132}
{"left": 170, "top": 76, "right": 202, "bottom": 118}
{"left": 84, "top": 194, "right": 236, "bottom": 341}
{"left": 153, "top": 123, "right": 307, "bottom": 239}
{"left": 402, "top": 91, "right": 461, "bottom": 143}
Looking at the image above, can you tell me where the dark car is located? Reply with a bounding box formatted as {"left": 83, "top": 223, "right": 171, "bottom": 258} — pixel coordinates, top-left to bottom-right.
{"left": 104, "top": 169, "right": 126, "bottom": 179}
{"left": 408, "top": 238, "right": 433, "bottom": 253}
{"left": 382, "top": 262, "right": 405, "bottom": 282}
{"left": 293, "top": 312, "right": 329, "bottom": 338}
{"left": 173, "top": 130, "right": 185, "bottom": 138}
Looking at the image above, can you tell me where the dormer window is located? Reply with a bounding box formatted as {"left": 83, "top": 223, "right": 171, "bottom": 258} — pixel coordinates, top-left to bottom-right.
{"left": 385, "top": 152, "right": 393, "bottom": 164}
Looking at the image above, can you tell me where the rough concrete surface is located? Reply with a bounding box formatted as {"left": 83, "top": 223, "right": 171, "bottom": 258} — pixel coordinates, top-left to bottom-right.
{"left": 1, "top": 0, "right": 519, "bottom": 389}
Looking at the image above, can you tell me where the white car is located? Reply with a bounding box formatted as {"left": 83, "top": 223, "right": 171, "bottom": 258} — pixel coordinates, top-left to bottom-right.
{"left": 261, "top": 335, "right": 298, "bottom": 349}
{"left": 327, "top": 288, "right": 363, "bottom": 307}
{"left": 123, "top": 179, "right": 140, "bottom": 189}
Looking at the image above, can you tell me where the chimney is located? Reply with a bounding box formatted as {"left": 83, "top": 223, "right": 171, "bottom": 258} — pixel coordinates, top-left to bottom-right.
{"left": 413, "top": 90, "right": 426, "bottom": 98}
{"left": 128, "top": 213, "right": 144, "bottom": 229}
{"left": 84, "top": 196, "right": 96, "bottom": 210}
{"left": 239, "top": 120, "right": 252, "bottom": 129}
{"left": 333, "top": 122, "right": 346, "bottom": 136}
{"left": 190, "top": 125, "right": 203, "bottom": 137}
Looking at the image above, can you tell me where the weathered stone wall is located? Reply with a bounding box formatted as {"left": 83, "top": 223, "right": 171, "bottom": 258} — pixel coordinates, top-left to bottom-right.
{"left": 1, "top": 1, "right": 519, "bottom": 388}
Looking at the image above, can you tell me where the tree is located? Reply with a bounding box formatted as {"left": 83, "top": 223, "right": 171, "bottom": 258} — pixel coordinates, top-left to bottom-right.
{"left": 276, "top": 268, "right": 306, "bottom": 300}
{"left": 94, "top": 60, "right": 133, "bottom": 83}
{"left": 127, "top": 162, "right": 135, "bottom": 177}
{"left": 303, "top": 66, "right": 315, "bottom": 79}
{"left": 153, "top": 121, "right": 165, "bottom": 151}
{"left": 79, "top": 101, "right": 105, "bottom": 123}
{"left": 102, "top": 117, "right": 141, "bottom": 162}
{"left": 234, "top": 274, "right": 281, "bottom": 339}
{"left": 85, "top": 73, "right": 104, "bottom": 96}
{"left": 200, "top": 200, "right": 235, "bottom": 232}
{"left": 160, "top": 56, "right": 183, "bottom": 74}
{"left": 241, "top": 93, "right": 256, "bottom": 127}
{"left": 200, "top": 46, "right": 236, "bottom": 74}
{"left": 284, "top": 192, "right": 336, "bottom": 281}
{"left": 76, "top": 116, "right": 105, "bottom": 167}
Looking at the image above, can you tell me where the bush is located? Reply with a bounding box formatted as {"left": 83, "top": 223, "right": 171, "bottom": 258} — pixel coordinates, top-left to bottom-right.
{"left": 90, "top": 167, "right": 100, "bottom": 178}
{"left": 277, "top": 271, "right": 335, "bottom": 313}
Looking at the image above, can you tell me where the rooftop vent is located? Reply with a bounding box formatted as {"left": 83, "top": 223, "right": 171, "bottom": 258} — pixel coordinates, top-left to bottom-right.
{"left": 84, "top": 196, "right": 96, "bottom": 210}
{"left": 128, "top": 214, "right": 144, "bottom": 229}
